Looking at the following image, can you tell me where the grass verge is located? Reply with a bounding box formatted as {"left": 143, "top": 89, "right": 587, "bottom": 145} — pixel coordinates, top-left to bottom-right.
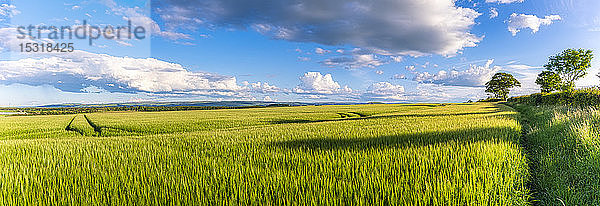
{"left": 509, "top": 103, "right": 600, "bottom": 205}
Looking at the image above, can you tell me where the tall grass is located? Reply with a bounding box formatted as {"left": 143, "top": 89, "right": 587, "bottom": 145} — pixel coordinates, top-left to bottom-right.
{"left": 510, "top": 103, "right": 600, "bottom": 204}
{"left": 0, "top": 103, "right": 529, "bottom": 204}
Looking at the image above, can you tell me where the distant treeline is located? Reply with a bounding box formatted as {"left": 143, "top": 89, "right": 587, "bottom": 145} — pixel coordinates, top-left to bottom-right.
{"left": 3, "top": 104, "right": 294, "bottom": 116}
{"left": 508, "top": 87, "right": 600, "bottom": 107}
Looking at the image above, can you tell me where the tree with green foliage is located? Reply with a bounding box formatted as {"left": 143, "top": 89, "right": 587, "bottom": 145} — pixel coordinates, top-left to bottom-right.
{"left": 485, "top": 72, "right": 521, "bottom": 100}
{"left": 544, "top": 48, "right": 593, "bottom": 91}
{"left": 535, "top": 71, "right": 562, "bottom": 93}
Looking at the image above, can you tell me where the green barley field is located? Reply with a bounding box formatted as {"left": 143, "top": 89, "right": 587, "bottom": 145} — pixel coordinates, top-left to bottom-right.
{"left": 0, "top": 103, "right": 530, "bottom": 205}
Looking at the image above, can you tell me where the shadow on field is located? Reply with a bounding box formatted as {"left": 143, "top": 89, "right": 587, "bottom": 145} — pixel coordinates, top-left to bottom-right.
{"left": 269, "top": 110, "right": 501, "bottom": 125}
{"left": 271, "top": 126, "right": 518, "bottom": 150}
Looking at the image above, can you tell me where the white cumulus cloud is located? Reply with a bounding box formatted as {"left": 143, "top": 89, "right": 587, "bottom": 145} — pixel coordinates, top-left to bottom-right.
{"left": 315, "top": 47, "right": 330, "bottom": 54}
{"left": 246, "top": 81, "right": 280, "bottom": 93}
{"left": 413, "top": 59, "right": 501, "bottom": 87}
{"left": 293, "top": 72, "right": 352, "bottom": 94}
{"left": 0, "top": 51, "right": 244, "bottom": 97}
{"left": 392, "top": 74, "right": 407, "bottom": 79}
{"left": 507, "top": 13, "right": 561, "bottom": 36}
{"left": 0, "top": 3, "right": 19, "bottom": 18}
{"left": 490, "top": 8, "right": 499, "bottom": 19}
{"left": 0, "top": 27, "right": 47, "bottom": 52}
{"left": 364, "top": 82, "right": 405, "bottom": 100}
{"left": 408, "top": 83, "right": 487, "bottom": 102}
{"left": 391, "top": 56, "right": 403, "bottom": 62}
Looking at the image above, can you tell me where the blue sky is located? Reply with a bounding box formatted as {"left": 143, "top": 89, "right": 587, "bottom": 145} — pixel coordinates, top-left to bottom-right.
{"left": 1, "top": 0, "right": 600, "bottom": 106}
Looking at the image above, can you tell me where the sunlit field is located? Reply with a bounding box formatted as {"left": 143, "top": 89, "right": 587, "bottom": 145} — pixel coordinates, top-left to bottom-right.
{"left": 0, "top": 103, "right": 529, "bottom": 205}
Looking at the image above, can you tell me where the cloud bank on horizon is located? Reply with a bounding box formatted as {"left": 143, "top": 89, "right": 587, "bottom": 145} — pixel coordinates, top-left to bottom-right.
{"left": 1, "top": 0, "right": 599, "bottom": 106}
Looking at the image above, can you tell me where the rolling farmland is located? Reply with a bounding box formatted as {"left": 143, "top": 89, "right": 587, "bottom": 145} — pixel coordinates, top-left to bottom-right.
{"left": 0, "top": 103, "right": 529, "bottom": 205}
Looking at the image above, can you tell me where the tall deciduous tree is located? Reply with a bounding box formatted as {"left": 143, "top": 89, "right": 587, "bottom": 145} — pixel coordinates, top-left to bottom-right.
{"left": 535, "top": 71, "right": 562, "bottom": 93}
{"left": 544, "top": 48, "right": 593, "bottom": 91}
{"left": 485, "top": 72, "right": 521, "bottom": 100}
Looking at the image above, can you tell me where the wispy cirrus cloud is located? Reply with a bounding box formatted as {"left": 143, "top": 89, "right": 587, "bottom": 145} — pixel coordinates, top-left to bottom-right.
{"left": 485, "top": 0, "right": 523, "bottom": 4}
{"left": 321, "top": 53, "right": 384, "bottom": 69}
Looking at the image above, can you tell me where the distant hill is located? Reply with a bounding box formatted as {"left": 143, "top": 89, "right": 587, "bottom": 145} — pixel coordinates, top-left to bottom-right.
{"left": 36, "top": 101, "right": 356, "bottom": 108}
